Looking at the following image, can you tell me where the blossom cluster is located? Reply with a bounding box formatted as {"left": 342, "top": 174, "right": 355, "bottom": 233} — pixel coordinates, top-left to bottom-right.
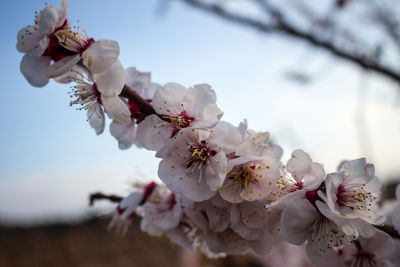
{"left": 17, "top": 1, "right": 400, "bottom": 266}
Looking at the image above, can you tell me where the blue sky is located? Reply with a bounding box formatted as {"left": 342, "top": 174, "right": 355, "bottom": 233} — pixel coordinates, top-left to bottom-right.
{"left": 0, "top": 0, "right": 399, "bottom": 224}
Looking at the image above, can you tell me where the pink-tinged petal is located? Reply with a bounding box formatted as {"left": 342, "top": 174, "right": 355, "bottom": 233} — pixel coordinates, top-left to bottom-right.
{"left": 250, "top": 226, "right": 281, "bottom": 255}
{"left": 101, "top": 96, "right": 131, "bottom": 125}
{"left": 148, "top": 83, "right": 161, "bottom": 100}
{"left": 125, "top": 67, "right": 151, "bottom": 97}
{"left": 137, "top": 115, "right": 173, "bottom": 151}
{"left": 87, "top": 103, "right": 105, "bottom": 135}
{"left": 237, "top": 119, "right": 248, "bottom": 139}
{"left": 240, "top": 167, "right": 277, "bottom": 201}
{"left": 359, "top": 229, "right": 395, "bottom": 258}
{"left": 205, "top": 204, "right": 229, "bottom": 232}
{"left": 140, "top": 218, "right": 164, "bottom": 237}
{"left": 210, "top": 121, "right": 242, "bottom": 153}
{"left": 158, "top": 159, "right": 184, "bottom": 195}
{"left": 47, "top": 54, "right": 80, "bottom": 78}
{"left": 82, "top": 39, "right": 120, "bottom": 73}
{"left": 166, "top": 228, "right": 192, "bottom": 249}
{"left": 193, "top": 103, "right": 223, "bottom": 128}
{"left": 53, "top": 65, "right": 86, "bottom": 84}
{"left": 110, "top": 119, "right": 136, "bottom": 150}
{"left": 206, "top": 152, "right": 227, "bottom": 191}
{"left": 287, "top": 149, "right": 312, "bottom": 180}
{"left": 306, "top": 219, "right": 350, "bottom": 263}
{"left": 281, "top": 198, "right": 319, "bottom": 245}
{"left": 57, "top": 0, "right": 69, "bottom": 26}
{"left": 180, "top": 168, "right": 217, "bottom": 201}
{"left": 152, "top": 82, "right": 187, "bottom": 113}
{"left": 316, "top": 201, "right": 361, "bottom": 238}
{"left": 365, "top": 175, "right": 382, "bottom": 194}
{"left": 94, "top": 59, "right": 126, "bottom": 96}
{"left": 303, "top": 162, "right": 325, "bottom": 187}
{"left": 16, "top": 26, "right": 48, "bottom": 56}
{"left": 119, "top": 191, "right": 142, "bottom": 219}
{"left": 232, "top": 219, "right": 263, "bottom": 240}
{"left": 263, "top": 145, "right": 283, "bottom": 159}
{"left": 39, "top": 4, "right": 58, "bottom": 35}
{"left": 185, "top": 209, "right": 209, "bottom": 232}
{"left": 183, "top": 84, "right": 216, "bottom": 116}
{"left": 219, "top": 178, "right": 244, "bottom": 204}
{"left": 20, "top": 55, "right": 50, "bottom": 87}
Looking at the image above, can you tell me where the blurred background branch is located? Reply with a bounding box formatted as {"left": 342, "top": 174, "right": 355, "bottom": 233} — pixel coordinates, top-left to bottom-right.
{"left": 177, "top": 0, "right": 400, "bottom": 85}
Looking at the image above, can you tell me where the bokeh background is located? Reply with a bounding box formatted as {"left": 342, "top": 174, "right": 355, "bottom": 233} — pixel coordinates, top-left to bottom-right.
{"left": 0, "top": 0, "right": 399, "bottom": 266}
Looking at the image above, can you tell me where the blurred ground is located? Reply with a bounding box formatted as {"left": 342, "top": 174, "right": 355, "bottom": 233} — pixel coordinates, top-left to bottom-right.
{"left": 0, "top": 218, "right": 265, "bottom": 267}
{"left": 0, "top": 218, "right": 181, "bottom": 267}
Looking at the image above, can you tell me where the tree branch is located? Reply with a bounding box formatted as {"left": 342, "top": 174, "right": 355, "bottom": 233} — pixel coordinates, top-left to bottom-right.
{"left": 179, "top": 0, "right": 400, "bottom": 84}
{"left": 120, "top": 85, "right": 157, "bottom": 117}
{"left": 89, "top": 192, "right": 123, "bottom": 206}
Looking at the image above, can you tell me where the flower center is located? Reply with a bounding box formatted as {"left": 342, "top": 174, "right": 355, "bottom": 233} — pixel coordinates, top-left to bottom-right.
{"left": 54, "top": 25, "right": 95, "bottom": 55}
{"left": 69, "top": 82, "right": 101, "bottom": 110}
{"left": 42, "top": 20, "right": 77, "bottom": 61}
{"left": 185, "top": 140, "right": 216, "bottom": 168}
{"left": 161, "top": 111, "right": 194, "bottom": 137}
{"left": 227, "top": 166, "right": 254, "bottom": 191}
{"left": 335, "top": 183, "right": 374, "bottom": 211}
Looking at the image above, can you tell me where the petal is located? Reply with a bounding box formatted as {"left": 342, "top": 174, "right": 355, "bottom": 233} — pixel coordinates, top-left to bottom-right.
{"left": 39, "top": 4, "right": 59, "bottom": 35}
{"left": 57, "top": 0, "right": 69, "bottom": 26}
{"left": 180, "top": 170, "right": 217, "bottom": 201}
{"left": 47, "top": 54, "right": 80, "bottom": 78}
{"left": 110, "top": 119, "right": 136, "bottom": 150}
{"left": 136, "top": 115, "right": 173, "bottom": 151}
{"left": 183, "top": 84, "right": 217, "bottom": 116}
{"left": 210, "top": 121, "right": 242, "bottom": 153}
{"left": 396, "top": 184, "right": 400, "bottom": 200}
{"left": 53, "top": 65, "right": 86, "bottom": 84}
{"left": 16, "top": 26, "right": 48, "bottom": 56}
{"left": 359, "top": 229, "right": 395, "bottom": 257}
{"left": 20, "top": 55, "right": 50, "bottom": 87}
{"left": 193, "top": 103, "right": 223, "bottom": 128}
{"left": 286, "top": 149, "right": 312, "bottom": 180}
{"left": 306, "top": 219, "right": 350, "bottom": 263}
{"left": 281, "top": 198, "right": 320, "bottom": 245}
{"left": 125, "top": 67, "right": 151, "bottom": 97}
{"left": 87, "top": 103, "right": 105, "bottom": 135}
{"left": 119, "top": 191, "right": 142, "bottom": 219}
{"left": 101, "top": 96, "right": 131, "bottom": 125}
{"left": 152, "top": 82, "right": 187, "bottom": 114}
{"left": 94, "top": 59, "right": 126, "bottom": 96}
{"left": 82, "top": 39, "right": 120, "bottom": 73}
{"left": 206, "top": 152, "right": 227, "bottom": 191}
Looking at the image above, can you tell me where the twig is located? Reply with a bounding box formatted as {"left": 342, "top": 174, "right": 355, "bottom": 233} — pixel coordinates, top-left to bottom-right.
{"left": 89, "top": 192, "right": 123, "bottom": 206}
{"left": 179, "top": 0, "right": 400, "bottom": 84}
{"left": 120, "top": 85, "right": 157, "bottom": 117}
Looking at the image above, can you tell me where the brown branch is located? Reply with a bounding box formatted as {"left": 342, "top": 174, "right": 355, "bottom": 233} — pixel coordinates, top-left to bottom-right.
{"left": 120, "top": 84, "right": 157, "bottom": 117}
{"left": 89, "top": 192, "right": 123, "bottom": 206}
{"left": 179, "top": 0, "right": 400, "bottom": 84}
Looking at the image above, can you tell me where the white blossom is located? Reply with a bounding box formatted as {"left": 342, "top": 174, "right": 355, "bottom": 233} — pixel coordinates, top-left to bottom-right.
{"left": 317, "top": 158, "right": 386, "bottom": 239}
{"left": 137, "top": 83, "right": 223, "bottom": 152}
{"left": 69, "top": 59, "right": 130, "bottom": 134}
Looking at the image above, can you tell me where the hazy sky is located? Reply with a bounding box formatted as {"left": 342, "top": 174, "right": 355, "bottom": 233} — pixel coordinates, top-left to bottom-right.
{"left": 0, "top": 0, "right": 399, "bottom": 224}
